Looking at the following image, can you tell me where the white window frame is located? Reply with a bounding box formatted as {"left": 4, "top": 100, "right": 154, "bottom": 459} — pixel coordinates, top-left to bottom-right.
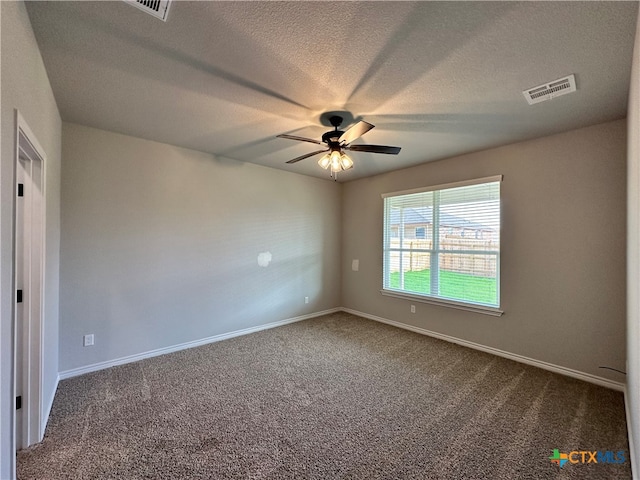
{"left": 381, "top": 176, "right": 504, "bottom": 316}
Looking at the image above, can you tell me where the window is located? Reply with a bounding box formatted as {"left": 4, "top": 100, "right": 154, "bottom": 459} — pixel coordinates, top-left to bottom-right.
{"left": 382, "top": 176, "right": 502, "bottom": 314}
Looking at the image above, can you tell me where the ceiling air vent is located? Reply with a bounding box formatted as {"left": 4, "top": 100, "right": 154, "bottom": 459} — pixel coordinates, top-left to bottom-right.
{"left": 123, "top": 0, "right": 171, "bottom": 21}
{"left": 522, "top": 74, "right": 576, "bottom": 105}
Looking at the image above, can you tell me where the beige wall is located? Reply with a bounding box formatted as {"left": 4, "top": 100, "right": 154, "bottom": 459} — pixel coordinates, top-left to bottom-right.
{"left": 59, "top": 123, "right": 341, "bottom": 372}
{"left": 342, "top": 120, "right": 627, "bottom": 382}
{"left": 0, "top": 2, "right": 62, "bottom": 477}
{"left": 627, "top": 8, "right": 640, "bottom": 474}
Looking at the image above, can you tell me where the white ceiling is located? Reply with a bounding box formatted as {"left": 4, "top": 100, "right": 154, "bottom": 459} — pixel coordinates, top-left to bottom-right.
{"left": 26, "top": 1, "right": 638, "bottom": 182}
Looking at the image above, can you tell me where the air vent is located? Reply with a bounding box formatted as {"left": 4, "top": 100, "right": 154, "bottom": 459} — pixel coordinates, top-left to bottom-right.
{"left": 123, "top": 0, "right": 171, "bottom": 21}
{"left": 523, "top": 74, "right": 576, "bottom": 105}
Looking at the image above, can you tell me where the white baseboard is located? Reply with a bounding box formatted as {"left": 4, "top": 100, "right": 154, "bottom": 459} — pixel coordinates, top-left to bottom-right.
{"left": 40, "top": 374, "right": 59, "bottom": 440}
{"left": 341, "top": 307, "right": 625, "bottom": 392}
{"left": 56, "top": 305, "right": 624, "bottom": 390}
{"left": 59, "top": 308, "right": 340, "bottom": 380}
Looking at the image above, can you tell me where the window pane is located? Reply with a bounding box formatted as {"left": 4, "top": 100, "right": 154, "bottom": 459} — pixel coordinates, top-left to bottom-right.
{"left": 388, "top": 253, "right": 431, "bottom": 294}
{"left": 438, "top": 253, "right": 498, "bottom": 305}
{"left": 439, "top": 182, "right": 500, "bottom": 251}
{"left": 387, "top": 191, "right": 434, "bottom": 244}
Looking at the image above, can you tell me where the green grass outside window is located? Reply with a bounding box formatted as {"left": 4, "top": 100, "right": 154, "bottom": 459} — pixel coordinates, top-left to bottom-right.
{"left": 389, "top": 269, "right": 497, "bottom": 305}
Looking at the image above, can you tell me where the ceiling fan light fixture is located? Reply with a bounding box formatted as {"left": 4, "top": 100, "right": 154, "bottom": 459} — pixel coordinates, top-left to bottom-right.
{"left": 340, "top": 153, "right": 353, "bottom": 170}
{"left": 330, "top": 150, "right": 342, "bottom": 172}
{"left": 318, "top": 154, "right": 331, "bottom": 169}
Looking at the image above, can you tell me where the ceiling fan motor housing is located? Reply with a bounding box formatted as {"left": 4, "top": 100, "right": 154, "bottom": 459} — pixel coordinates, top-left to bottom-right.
{"left": 322, "top": 131, "right": 344, "bottom": 145}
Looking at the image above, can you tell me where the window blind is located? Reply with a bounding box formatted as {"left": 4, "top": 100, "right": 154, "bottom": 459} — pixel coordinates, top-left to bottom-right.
{"left": 382, "top": 177, "right": 501, "bottom": 309}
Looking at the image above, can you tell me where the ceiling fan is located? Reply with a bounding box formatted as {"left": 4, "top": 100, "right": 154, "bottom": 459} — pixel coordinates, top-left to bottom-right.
{"left": 277, "top": 115, "right": 401, "bottom": 177}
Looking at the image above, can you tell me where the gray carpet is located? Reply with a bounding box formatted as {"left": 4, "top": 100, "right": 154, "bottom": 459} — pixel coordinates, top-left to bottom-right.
{"left": 18, "top": 312, "right": 631, "bottom": 479}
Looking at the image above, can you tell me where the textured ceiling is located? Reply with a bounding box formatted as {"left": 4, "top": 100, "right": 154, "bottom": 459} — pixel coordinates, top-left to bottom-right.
{"left": 26, "top": 1, "right": 638, "bottom": 182}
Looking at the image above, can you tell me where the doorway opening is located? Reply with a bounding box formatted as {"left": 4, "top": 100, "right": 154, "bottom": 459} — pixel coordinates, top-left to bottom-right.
{"left": 14, "top": 111, "right": 46, "bottom": 452}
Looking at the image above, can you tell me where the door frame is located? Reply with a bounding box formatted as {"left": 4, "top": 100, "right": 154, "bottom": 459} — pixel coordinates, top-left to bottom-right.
{"left": 12, "top": 110, "right": 47, "bottom": 452}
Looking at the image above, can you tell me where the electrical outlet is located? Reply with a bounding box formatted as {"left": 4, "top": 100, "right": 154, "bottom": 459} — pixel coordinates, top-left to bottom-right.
{"left": 83, "top": 334, "right": 94, "bottom": 347}
{"left": 410, "top": 305, "right": 416, "bottom": 314}
{"left": 304, "top": 296, "right": 309, "bottom": 304}
{"left": 352, "top": 259, "right": 359, "bottom": 271}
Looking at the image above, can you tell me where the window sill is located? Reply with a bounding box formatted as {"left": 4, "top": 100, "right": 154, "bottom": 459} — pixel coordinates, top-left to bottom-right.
{"left": 380, "top": 289, "right": 504, "bottom": 317}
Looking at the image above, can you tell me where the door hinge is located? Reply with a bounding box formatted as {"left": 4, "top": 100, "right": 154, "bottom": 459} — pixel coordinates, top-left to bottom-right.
{"left": 16, "top": 396, "right": 22, "bottom": 410}
{"left": 17, "top": 290, "right": 23, "bottom": 303}
{"left": 17, "top": 183, "right": 24, "bottom": 197}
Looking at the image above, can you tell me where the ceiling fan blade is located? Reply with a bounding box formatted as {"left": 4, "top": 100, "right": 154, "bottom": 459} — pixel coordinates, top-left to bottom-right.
{"left": 338, "top": 120, "right": 375, "bottom": 145}
{"left": 346, "top": 144, "right": 401, "bottom": 155}
{"left": 277, "top": 134, "right": 323, "bottom": 145}
{"left": 286, "top": 149, "right": 329, "bottom": 164}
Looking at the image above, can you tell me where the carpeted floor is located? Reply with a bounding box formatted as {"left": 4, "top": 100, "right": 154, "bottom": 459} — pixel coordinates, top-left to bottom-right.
{"left": 18, "top": 312, "right": 631, "bottom": 479}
